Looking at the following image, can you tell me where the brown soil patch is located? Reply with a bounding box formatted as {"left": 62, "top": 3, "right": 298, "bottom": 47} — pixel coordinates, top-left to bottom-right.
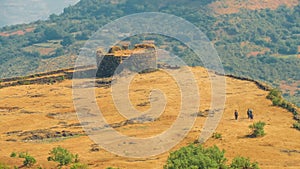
{"left": 210, "top": 0, "right": 299, "bottom": 15}
{"left": 0, "top": 27, "right": 35, "bottom": 37}
{"left": 38, "top": 48, "right": 56, "bottom": 55}
{"left": 0, "top": 67, "right": 299, "bottom": 169}
{"left": 280, "top": 81, "right": 300, "bottom": 96}
{"left": 247, "top": 49, "right": 270, "bottom": 57}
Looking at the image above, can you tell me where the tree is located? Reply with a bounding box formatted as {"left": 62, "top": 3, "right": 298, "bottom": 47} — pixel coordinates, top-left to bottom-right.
{"left": 75, "top": 32, "right": 89, "bottom": 40}
{"left": 61, "top": 35, "right": 75, "bottom": 47}
{"left": 164, "top": 144, "right": 261, "bottom": 169}
{"left": 48, "top": 146, "right": 78, "bottom": 167}
{"left": 164, "top": 144, "right": 227, "bottom": 169}
{"left": 44, "top": 27, "right": 64, "bottom": 40}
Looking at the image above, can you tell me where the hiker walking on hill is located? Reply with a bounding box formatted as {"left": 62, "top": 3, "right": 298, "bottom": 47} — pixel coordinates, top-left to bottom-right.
{"left": 247, "top": 109, "right": 251, "bottom": 119}
{"left": 249, "top": 111, "right": 254, "bottom": 120}
{"left": 247, "top": 108, "right": 254, "bottom": 120}
{"left": 234, "top": 110, "right": 239, "bottom": 120}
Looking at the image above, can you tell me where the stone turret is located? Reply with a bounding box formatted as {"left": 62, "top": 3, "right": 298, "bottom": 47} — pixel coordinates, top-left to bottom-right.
{"left": 96, "top": 43, "right": 157, "bottom": 77}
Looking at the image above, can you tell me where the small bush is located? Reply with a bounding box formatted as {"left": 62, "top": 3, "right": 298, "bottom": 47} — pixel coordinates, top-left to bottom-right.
{"left": 267, "top": 89, "right": 282, "bottom": 100}
{"left": 10, "top": 152, "right": 17, "bottom": 158}
{"left": 293, "top": 122, "right": 300, "bottom": 131}
{"left": 212, "top": 133, "right": 222, "bottom": 139}
{"left": 23, "top": 155, "right": 36, "bottom": 167}
{"left": 11, "top": 152, "right": 36, "bottom": 167}
{"left": 272, "top": 97, "right": 282, "bottom": 106}
{"left": 57, "top": 76, "right": 65, "bottom": 81}
{"left": 70, "top": 163, "right": 89, "bottom": 169}
{"left": 249, "top": 121, "right": 266, "bottom": 137}
{"left": 266, "top": 89, "right": 298, "bottom": 115}
{"left": 48, "top": 146, "right": 78, "bottom": 166}
{"left": 230, "top": 156, "right": 260, "bottom": 169}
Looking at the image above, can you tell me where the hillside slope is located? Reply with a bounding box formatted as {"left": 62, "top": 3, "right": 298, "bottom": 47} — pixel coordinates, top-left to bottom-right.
{"left": 0, "top": 0, "right": 299, "bottom": 106}
{"left": 0, "top": 66, "right": 299, "bottom": 168}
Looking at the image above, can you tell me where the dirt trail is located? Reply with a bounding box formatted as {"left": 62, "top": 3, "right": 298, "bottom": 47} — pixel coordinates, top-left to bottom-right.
{"left": 0, "top": 67, "right": 299, "bottom": 169}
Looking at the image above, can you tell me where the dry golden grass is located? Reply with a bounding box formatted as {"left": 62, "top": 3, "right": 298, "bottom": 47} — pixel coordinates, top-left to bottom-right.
{"left": 0, "top": 67, "right": 299, "bottom": 168}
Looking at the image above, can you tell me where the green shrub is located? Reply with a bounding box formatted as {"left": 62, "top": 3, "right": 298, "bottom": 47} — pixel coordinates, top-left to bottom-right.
{"left": 266, "top": 89, "right": 298, "bottom": 116}
{"left": 230, "top": 156, "right": 260, "bottom": 169}
{"left": 249, "top": 121, "right": 266, "bottom": 137}
{"left": 293, "top": 122, "right": 300, "bottom": 131}
{"left": 48, "top": 146, "right": 78, "bottom": 166}
{"left": 70, "top": 163, "right": 89, "bottom": 169}
{"left": 57, "top": 76, "right": 65, "bottom": 81}
{"left": 272, "top": 97, "right": 282, "bottom": 106}
{"left": 23, "top": 155, "right": 36, "bottom": 167}
{"left": 10, "top": 152, "right": 17, "bottom": 158}
{"left": 212, "top": 133, "right": 222, "bottom": 139}
{"left": 11, "top": 152, "right": 36, "bottom": 167}
{"left": 164, "top": 144, "right": 227, "bottom": 169}
{"left": 23, "top": 81, "right": 30, "bottom": 85}
{"left": 267, "top": 89, "right": 282, "bottom": 99}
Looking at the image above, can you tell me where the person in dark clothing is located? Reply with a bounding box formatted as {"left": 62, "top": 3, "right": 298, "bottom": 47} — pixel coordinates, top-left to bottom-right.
{"left": 249, "top": 111, "right": 254, "bottom": 120}
{"left": 234, "top": 110, "right": 239, "bottom": 120}
{"left": 247, "top": 109, "right": 251, "bottom": 119}
{"left": 247, "top": 108, "right": 254, "bottom": 120}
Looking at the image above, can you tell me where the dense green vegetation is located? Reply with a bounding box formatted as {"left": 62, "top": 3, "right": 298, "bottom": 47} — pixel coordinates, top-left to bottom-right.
{"left": 164, "top": 144, "right": 259, "bottom": 169}
{"left": 267, "top": 89, "right": 298, "bottom": 115}
{"left": 293, "top": 122, "right": 300, "bottom": 131}
{"left": 0, "top": 0, "right": 299, "bottom": 105}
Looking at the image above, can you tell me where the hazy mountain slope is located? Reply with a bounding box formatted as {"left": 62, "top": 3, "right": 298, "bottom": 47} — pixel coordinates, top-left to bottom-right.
{"left": 0, "top": 0, "right": 80, "bottom": 27}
